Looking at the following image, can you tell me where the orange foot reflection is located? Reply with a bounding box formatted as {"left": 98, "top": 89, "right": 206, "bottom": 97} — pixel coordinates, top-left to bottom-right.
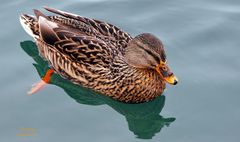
{"left": 28, "top": 69, "right": 54, "bottom": 95}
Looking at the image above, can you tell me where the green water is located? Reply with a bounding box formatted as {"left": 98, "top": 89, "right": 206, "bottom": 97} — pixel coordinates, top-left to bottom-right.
{"left": 0, "top": 0, "right": 240, "bottom": 142}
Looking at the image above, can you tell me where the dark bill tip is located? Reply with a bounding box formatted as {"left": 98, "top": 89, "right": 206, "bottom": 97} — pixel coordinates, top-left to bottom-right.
{"left": 173, "top": 80, "right": 178, "bottom": 85}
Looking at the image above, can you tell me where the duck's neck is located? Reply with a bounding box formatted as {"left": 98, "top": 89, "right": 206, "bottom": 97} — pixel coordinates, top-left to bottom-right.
{"left": 109, "top": 59, "right": 166, "bottom": 102}
{"left": 125, "top": 66, "right": 166, "bottom": 93}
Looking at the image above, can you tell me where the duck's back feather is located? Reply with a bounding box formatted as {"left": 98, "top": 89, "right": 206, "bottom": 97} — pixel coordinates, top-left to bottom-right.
{"left": 44, "top": 7, "right": 132, "bottom": 43}
{"left": 37, "top": 16, "right": 113, "bottom": 63}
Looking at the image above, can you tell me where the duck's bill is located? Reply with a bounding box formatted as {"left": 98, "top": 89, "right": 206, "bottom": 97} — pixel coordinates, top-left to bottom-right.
{"left": 164, "top": 75, "right": 178, "bottom": 85}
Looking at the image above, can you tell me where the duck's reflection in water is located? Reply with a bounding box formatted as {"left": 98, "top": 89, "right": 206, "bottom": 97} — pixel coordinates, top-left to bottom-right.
{"left": 21, "top": 40, "right": 175, "bottom": 139}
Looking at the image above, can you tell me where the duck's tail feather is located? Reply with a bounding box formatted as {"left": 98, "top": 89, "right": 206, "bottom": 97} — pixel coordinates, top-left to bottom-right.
{"left": 33, "top": 9, "right": 48, "bottom": 20}
{"left": 20, "top": 14, "right": 39, "bottom": 38}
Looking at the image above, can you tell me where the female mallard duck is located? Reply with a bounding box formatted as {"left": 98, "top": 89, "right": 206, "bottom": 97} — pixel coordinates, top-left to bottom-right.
{"left": 20, "top": 7, "right": 178, "bottom": 103}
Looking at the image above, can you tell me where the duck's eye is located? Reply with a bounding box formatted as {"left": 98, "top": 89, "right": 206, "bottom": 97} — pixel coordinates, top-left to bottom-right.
{"left": 162, "top": 66, "right": 167, "bottom": 71}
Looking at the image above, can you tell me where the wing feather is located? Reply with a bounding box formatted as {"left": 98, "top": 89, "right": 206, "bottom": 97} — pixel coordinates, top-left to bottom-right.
{"left": 44, "top": 7, "right": 132, "bottom": 44}
{"left": 38, "top": 16, "right": 113, "bottom": 68}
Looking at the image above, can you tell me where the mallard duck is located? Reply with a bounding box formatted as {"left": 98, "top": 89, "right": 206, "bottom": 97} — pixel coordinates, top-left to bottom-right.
{"left": 21, "top": 40, "right": 176, "bottom": 139}
{"left": 20, "top": 7, "right": 178, "bottom": 103}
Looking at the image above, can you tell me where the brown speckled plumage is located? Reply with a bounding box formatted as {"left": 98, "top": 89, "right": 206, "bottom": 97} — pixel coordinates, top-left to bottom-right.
{"left": 20, "top": 7, "right": 178, "bottom": 103}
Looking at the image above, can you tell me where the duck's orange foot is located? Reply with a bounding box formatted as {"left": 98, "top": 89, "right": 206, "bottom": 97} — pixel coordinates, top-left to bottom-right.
{"left": 27, "top": 69, "right": 54, "bottom": 95}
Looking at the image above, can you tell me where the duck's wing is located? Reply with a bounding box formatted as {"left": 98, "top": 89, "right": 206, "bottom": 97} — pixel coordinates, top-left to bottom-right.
{"left": 44, "top": 7, "right": 132, "bottom": 46}
{"left": 38, "top": 15, "right": 113, "bottom": 68}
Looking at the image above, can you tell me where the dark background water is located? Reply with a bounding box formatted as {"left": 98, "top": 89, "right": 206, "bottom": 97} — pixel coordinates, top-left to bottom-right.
{"left": 0, "top": 0, "right": 240, "bottom": 141}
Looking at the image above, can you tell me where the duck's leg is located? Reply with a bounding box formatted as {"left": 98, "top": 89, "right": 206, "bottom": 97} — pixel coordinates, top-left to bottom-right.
{"left": 28, "top": 69, "right": 54, "bottom": 95}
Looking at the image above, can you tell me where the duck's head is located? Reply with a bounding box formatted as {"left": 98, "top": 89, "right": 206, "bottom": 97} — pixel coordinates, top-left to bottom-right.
{"left": 125, "top": 33, "right": 178, "bottom": 85}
